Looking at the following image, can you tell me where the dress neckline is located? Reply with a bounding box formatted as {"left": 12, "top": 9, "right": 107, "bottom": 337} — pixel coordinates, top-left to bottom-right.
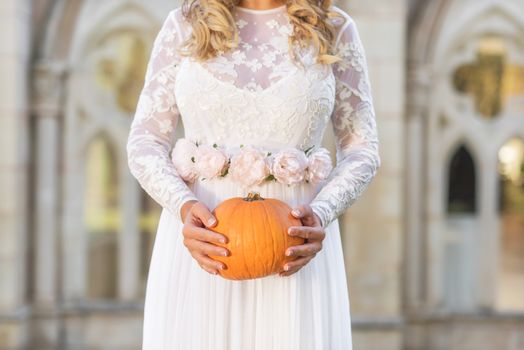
{"left": 235, "top": 4, "right": 286, "bottom": 14}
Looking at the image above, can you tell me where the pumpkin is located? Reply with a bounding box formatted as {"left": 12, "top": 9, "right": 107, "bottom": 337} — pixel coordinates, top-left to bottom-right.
{"left": 209, "top": 192, "right": 304, "bottom": 280}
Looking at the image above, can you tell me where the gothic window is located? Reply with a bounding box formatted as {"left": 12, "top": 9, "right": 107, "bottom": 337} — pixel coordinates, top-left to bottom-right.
{"left": 92, "top": 30, "right": 150, "bottom": 114}
{"left": 447, "top": 144, "right": 477, "bottom": 214}
{"left": 84, "top": 134, "right": 120, "bottom": 299}
{"left": 453, "top": 36, "right": 524, "bottom": 119}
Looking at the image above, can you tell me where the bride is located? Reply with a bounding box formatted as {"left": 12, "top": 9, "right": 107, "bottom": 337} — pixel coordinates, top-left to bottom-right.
{"left": 126, "top": 0, "right": 380, "bottom": 348}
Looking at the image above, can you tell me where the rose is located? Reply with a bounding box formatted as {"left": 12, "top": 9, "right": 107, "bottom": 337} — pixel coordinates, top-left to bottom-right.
{"left": 171, "top": 138, "right": 198, "bottom": 182}
{"left": 306, "top": 148, "right": 333, "bottom": 183}
{"left": 270, "top": 148, "right": 308, "bottom": 185}
{"left": 229, "top": 146, "right": 270, "bottom": 188}
{"left": 194, "top": 144, "right": 229, "bottom": 179}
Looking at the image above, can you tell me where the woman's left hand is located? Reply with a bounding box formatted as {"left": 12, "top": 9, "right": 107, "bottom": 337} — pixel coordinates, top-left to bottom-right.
{"left": 280, "top": 204, "right": 325, "bottom": 277}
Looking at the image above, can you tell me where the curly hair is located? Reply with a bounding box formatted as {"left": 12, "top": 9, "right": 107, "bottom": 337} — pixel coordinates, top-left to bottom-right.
{"left": 178, "top": 0, "right": 344, "bottom": 65}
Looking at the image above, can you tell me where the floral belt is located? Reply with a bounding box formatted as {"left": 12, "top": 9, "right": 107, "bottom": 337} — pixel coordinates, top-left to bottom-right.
{"left": 171, "top": 138, "right": 333, "bottom": 188}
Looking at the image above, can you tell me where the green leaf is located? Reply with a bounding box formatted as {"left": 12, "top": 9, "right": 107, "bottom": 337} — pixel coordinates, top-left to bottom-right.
{"left": 304, "top": 145, "right": 315, "bottom": 155}
{"left": 264, "top": 174, "right": 276, "bottom": 182}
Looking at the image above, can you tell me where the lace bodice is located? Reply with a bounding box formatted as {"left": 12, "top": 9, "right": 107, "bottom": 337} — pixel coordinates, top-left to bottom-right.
{"left": 126, "top": 4, "right": 381, "bottom": 228}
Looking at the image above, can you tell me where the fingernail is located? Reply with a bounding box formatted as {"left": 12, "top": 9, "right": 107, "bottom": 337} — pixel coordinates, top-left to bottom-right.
{"left": 287, "top": 227, "right": 293, "bottom": 235}
{"left": 219, "top": 238, "right": 226, "bottom": 244}
{"left": 286, "top": 250, "right": 293, "bottom": 256}
{"left": 207, "top": 218, "right": 216, "bottom": 226}
{"left": 284, "top": 265, "right": 290, "bottom": 271}
{"left": 222, "top": 251, "right": 228, "bottom": 257}
{"left": 292, "top": 209, "right": 300, "bottom": 216}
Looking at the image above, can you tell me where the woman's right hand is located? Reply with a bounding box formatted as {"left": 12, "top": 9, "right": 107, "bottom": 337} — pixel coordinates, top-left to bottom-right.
{"left": 181, "top": 200, "right": 229, "bottom": 275}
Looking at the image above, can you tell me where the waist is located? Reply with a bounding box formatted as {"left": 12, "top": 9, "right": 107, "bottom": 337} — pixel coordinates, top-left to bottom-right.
{"left": 188, "top": 176, "right": 322, "bottom": 211}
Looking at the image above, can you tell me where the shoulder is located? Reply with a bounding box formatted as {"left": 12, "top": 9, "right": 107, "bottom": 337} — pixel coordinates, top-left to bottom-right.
{"left": 328, "top": 5, "right": 359, "bottom": 46}
{"left": 328, "top": 5, "right": 356, "bottom": 29}
{"left": 166, "top": 5, "right": 191, "bottom": 39}
{"left": 164, "top": 7, "right": 188, "bottom": 29}
{"left": 162, "top": 6, "right": 192, "bottom": 41}
{"left": 167, "top": 6, "right": 185, "bottom": 24}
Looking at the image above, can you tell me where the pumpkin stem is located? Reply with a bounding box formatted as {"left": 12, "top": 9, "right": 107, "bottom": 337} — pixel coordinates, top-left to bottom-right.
{"left": 244, "top": 192, "right": 264, "bottom": 201}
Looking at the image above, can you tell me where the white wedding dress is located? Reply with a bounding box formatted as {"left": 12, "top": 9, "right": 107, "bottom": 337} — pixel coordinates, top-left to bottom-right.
{"left": 126, "top": 4, "right": 380, "bottom": 350}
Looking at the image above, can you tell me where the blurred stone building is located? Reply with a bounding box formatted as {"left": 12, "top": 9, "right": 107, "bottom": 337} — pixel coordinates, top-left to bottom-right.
{"left": 1, "top": 0, "right": 523, "bottom": 349}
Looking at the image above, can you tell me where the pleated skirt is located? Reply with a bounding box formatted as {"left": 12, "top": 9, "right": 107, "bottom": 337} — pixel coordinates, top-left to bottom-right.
{"left": 142, "top": 176, "right": 353, "bottom": 350}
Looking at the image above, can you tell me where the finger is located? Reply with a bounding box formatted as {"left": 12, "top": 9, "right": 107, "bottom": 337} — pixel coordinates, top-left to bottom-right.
{"left": 287, "top": 225, "right": 325, "bottom": 241}
{"left": 185, "top": 239, "right": 229, "bottom": 258}
{"left": 192, "top": 202, "right": 218, "bottom": 228}
{"left": 200, "top": 263, "right": 218, "bottom": 275}
{"left": 291, "top": 204, "right": 321, "bottom": 226}
{"left": 194, "top": 253, "right": 226, "bottom": 273}
{"left": 285, "top": 242, "right": 322, "bottom": 257}
{"left": 184, "top": 225, "right": 228, "bottom": 245}
{"left": 280, "top": 255, "right": 315, "bottom": 276}
{"left": 290, "top": 204, "right": 312, "bottom": 219}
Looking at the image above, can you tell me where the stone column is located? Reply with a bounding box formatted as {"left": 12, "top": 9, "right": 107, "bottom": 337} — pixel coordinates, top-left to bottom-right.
{"left": 478, "top": 155, "right": 500, "bottom": 309}
{"left": 32, "top": 61, "right": 66, "bottom": 306}
{"left": 337, "top": 1, "right": 407, "bottom": 350}
{"left": 30, "top": 61, "right": 66, "bottom": 347}
{"left": 0, "top": 0, "right": 31, "bottom": 348}
{"left": 404, "top": 66, "right": 431, "bottom": 311}
{"left": 119, "top": 174, "right": 141, "bottom": 300}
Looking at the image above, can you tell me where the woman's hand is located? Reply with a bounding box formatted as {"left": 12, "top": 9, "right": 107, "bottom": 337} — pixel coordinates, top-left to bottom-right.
{"left": 181, "top": 200, "right": 230, "bottom": 275}
{"left": 280, "top": 204, "right": 325, "bottom": 277}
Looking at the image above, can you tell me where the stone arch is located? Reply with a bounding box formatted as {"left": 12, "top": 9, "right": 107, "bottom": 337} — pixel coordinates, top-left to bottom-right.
{"left": 34, "top": 0, "right": 180, "bottom": 308}
{"left": 406, "top": 0, "right": 524, "bottom": 312}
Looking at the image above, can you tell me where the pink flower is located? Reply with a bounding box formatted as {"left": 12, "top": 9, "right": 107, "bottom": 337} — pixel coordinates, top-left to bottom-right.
{"left": 194, "top": 144, "right": 229, "bottom": 179}
{"left": 229, "top": 147, "right": 270, "bottom": 188}
{"left": 270, "top": 148, "right": 308, "bottom": 185}
{"left": 171, "top": 138, "right": 198, "bottom": 182}
{"left": 306, "top": 148, "right": 333, "bottom": 183}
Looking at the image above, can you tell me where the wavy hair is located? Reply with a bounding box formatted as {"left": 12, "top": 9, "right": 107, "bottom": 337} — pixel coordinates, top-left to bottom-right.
{"left": 179, "top": 0, "right": 344, "bottom": 65}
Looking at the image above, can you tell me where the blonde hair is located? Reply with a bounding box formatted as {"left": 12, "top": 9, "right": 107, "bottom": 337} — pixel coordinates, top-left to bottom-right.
{"left": 179, "top": 0, "right": 344, "bottom": 65}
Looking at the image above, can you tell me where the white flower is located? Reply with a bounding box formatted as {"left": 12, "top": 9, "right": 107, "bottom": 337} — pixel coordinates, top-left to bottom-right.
{"left": 194, "top": 144, "right": 229, "bottom": 179}
{"left": 270, "top": 148, "right": 308, "bottom": 185}
{"left": 229, "top": 147, "right": 270, "bottom": 188}
{"left": 171, "top": 138, "right": 198, "bottom": 182}
{"left": 306, "top": 148, "right": 333, "bottom": 183}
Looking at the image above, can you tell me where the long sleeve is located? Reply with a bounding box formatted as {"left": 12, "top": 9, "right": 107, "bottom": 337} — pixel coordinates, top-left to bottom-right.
{"left": 310, "top": 16, "right": 381, "bottom": 228}
{"left": 126, "top": 10, "right": 198, "bottom": 222}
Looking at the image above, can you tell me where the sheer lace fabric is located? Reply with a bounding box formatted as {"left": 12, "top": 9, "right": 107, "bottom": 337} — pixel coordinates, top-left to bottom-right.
{"left": 126, "top": 4, "right": 380, "bottom": 227}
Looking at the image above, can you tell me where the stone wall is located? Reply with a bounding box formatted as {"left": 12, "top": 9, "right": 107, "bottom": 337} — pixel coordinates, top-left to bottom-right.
{"left": 338, "top": 0, "right": 406, "bottom": 349}
{"left": 0, "top": 0, "right": 31, "bottom": 348}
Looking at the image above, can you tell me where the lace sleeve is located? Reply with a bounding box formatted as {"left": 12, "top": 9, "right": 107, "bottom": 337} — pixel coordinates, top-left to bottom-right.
{"left": 126, "top": 9, "right": 198, "bottom": 222}
{"left": 310, "top": 16, "right": 381, "bottom": 228}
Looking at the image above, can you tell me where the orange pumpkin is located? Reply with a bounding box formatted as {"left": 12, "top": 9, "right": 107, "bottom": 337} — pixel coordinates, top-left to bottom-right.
{"left": 209, "top": 192, "right": 304, "bottom": 280}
